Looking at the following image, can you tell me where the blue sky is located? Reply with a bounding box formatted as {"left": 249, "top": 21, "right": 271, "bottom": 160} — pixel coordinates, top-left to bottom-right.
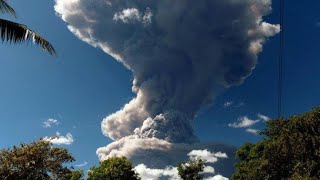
{"left": 1, "top": 0, "right": 320, "bottom": 173}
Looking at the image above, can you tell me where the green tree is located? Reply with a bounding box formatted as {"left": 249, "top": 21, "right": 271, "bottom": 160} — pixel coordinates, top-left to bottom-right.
{"left": 0, "top": 140, "right": 75, "bottom": 179}
{"left": 177, "top": 159, "right": 205, "bottom": 180}
{"left": 0, "top": 0, "right": 56, "bottom": 55}
{"left": 62, "top": 170, "right": 84, "bottom": 180}
{"left": 231, "top": 107, "right": 320, "bottom": 180}
{"left": 87, "top": 157, "right": 140, "bottom": 180}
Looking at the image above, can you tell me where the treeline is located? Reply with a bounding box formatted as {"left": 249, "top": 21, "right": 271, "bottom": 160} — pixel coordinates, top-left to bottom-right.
{"left": 231, "top": 107, "right": 320, "bottom": 180}
{"left": 0, "top": 140, "right": 206, "bottom": 180}
{"left": 1, "top": 107, "right": 319, "bottom": 179}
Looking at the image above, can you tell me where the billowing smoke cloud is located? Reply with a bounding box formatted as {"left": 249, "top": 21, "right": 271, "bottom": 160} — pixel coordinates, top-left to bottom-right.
{"left": 96, "top": 137, "right": 236, "bottom": 176}
{"left": 54, "top": 0, "right": 279, "bottom": 177}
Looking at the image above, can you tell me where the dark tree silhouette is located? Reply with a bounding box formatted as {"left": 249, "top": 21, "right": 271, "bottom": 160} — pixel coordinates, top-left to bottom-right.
{"left": 88, "top": 157, "right": 140, "bottom": 180}
{"left": 0, "top": 140, "right": 76, "bottom": 179}
{"left": 0, "top": 0, "right": 56, "bottom": 55}
{"left": 177, "top": 159, "right": 205, "bottom": 180}
{"left": 232, "top": 107, "right": 320, "bottom": 180}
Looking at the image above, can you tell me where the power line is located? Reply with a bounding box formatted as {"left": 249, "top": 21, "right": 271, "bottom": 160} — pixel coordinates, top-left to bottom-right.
{"left": 278, "top": 0, "right": 285, "bottom": 118}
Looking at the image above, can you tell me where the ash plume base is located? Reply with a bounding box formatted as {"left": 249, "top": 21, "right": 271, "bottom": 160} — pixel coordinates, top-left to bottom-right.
{"left": 97, "top": 136, "right": 236, "bottom": 177}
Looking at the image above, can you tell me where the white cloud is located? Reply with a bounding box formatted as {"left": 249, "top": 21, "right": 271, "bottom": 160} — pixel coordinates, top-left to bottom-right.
{"left": 135, "top": 164, "right": 227, "bottom": 180}
{"left": 229, "top": 114, "right": 271, "bottom": 135}
{"left": 142, "top": 8, "right": 153, "bottom": 25}
{"left": 188, "top": 149, "right": 228, "bottom": 163}
{"left": 257, "top": 113, "right": 271, "bottom": 122}
{"left": 43, "top": 118, "right": 59, "bottom": 128}
{"left": 135, "top": 164, "right": 180, "bottom": 180}
{"left": 203, "top": 166, "right": 215, "bottom": 174}
{"left": 224, "top": 101, "right": 244, "bottom": 108}
{"left": 44, "top": 132, "right": 74, "bottom": 145}
{"left": 228, "top": 116, "right": 259, "bottom": 128}
{"left": 134, "top": 149, "right": 229, "bottom": 180}
{"left": 223, "top": 101, "right": 233, "bottom": 108}
{"left": 205, "top": 175, "right": 229, "bottom": 180}
{"left": 246, "top": 128, "right": 259, "bottom": 135}
{"left": 75, "top": 161, "right": 88, "bottom": 167}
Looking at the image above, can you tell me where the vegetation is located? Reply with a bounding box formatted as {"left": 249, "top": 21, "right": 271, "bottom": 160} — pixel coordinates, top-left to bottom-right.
{"left": 62, "top": 170, "right": 84, "bottom": 180}
{"left": 87, "top": 157, "right": 140, "bottom": 180}
{"left": 177, "top": 159, "right": 206, "bottom": 180}
{"left": 0, "top": 140, "right": 77, "bottom": 179}
{"left": 1, "top": 108, "right": 319, "bottom": 179}
{"left": 0, "top": 139, "right": 206, "bottom": 180}
{"left": 0, "top": 0, "right": 56, "bottom": 55}
{"left": 231, "top": 107, "right": 320, "bottom": 180}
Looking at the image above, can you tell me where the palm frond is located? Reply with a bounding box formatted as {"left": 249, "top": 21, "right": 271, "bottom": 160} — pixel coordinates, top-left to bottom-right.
{"left": 0, "top": 18, "right": 56, "bottom": 56}
{"left": 0, "top": 0, "right": 16, "bottom": 16}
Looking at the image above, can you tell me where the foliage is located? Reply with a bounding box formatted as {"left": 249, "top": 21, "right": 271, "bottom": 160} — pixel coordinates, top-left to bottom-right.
{"left": 177, "top": 159, "right": 206, "bottom": 180}
{"left": 62, "top": 170, "right": 84, "bottom": 180}
{"left": 231, "top": 107, "right": 320, "bottom": 180}
{"left": 0, "top": 0, "right": 15, "bottom": 16}
{"left": 0, "top": 0, "right": 56, "bottom": 55}
{"left": 0, "top": 140, "right": 75, "bottom": 180}
{"left": 87, "top": 157, "right": 140, "bottom": 180}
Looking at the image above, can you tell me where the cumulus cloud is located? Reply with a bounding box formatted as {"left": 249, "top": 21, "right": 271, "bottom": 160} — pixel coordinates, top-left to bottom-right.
{"left": 43, "top": 118, "right": 59, "bottom": 128}
{"left": 229, "top": 113, "right": 271, "bottom": 135}
{"left": 188, "top": 149, "right": 228, "bottom": 163}
{"left": 223, "top": 101, "right": 245, "bottom": 108}
{"left": 228, "top": 116, "right": 259, "bottom": 128}
{"left": 134, "top": 149, "right": 229, "bottom": 180}
{"left": 136, "top": 164, "right": 225, "bottom": 180}
{"left": 55, "top": 0, "right": 278, "bottom": 177}
{"left": 44, "top": 132, "right": 74, "bottom": 145}
{"left": 223, "top": 102, "right": 234, "bottom": 108}
{"left": 206, "top": 175, "right": 229, "bottom": 180}
{"left": 257, "top": 113, "right": 271, "bottom": 122}
{"left": 75, "top": 161, "right": 88, "bottom": 168}
{"left": 203, "top": 166, "right": 216, "bottom": 174}
{"left": 245, "top": 128, "right": 259, "bottom": 135}
{"left": 135, "top": 164, "right": 179, "bottom": 180}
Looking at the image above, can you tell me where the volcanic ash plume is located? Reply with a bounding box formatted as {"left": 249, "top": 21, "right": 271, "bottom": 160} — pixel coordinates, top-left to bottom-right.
{"left": 55, "top": 0, "right": 279, "bottom": 176}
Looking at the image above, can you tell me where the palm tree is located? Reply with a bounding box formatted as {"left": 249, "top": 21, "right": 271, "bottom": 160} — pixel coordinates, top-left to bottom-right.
{"left": 0, "top": 0, "right": 56, "bottom": 55}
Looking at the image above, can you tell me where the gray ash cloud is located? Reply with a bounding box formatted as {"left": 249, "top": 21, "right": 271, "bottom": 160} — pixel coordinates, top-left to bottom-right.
{"left": 55, "top": 0, "right": 279, "bottom": 176}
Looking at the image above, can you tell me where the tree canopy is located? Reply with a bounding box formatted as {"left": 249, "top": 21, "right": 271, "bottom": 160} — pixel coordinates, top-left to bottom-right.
{"left": 0, "top": 0, "right": 56, "bottom": 55}
{"left": 0, "top": 140, "right": 76, "bottom": 180}
{"left": 177, "top": 159, "right": 206, "bottom": 180}
{"left": 231, "top": 107, "right": 320, "bottom": 180}
{"left": 62, "top": 170, "right": 84, "bottom": 180}
{"left": 87, "top": 157, "right": 140, "bottom": 180}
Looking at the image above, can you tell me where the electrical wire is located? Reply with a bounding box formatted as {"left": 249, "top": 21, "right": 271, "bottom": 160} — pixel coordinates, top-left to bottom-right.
{"left": 278, "top": 0, "right": 285, "bottom": 118}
